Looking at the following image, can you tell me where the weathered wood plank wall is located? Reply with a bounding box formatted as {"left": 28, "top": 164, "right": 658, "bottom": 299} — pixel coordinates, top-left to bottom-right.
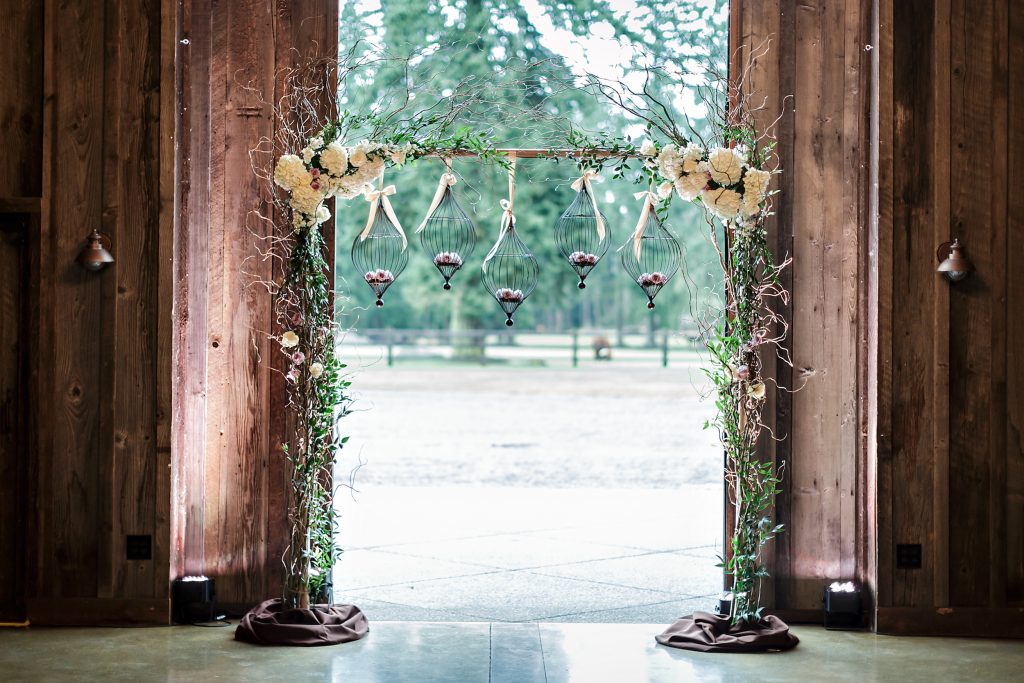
{"left": 172, "top": 0, "right": 337, "bottom": 607}
{"left": 873, "top": 0, "right": 1024, "bottom": 635}
{"left": 733, "top": 0, "right": 872, "bottom": 615}
{"left": 0, "top": 0, "right": 43, "bottom": 621}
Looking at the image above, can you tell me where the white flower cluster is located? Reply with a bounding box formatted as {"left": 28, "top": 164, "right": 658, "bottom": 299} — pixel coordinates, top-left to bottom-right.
{"left": 644, "top": 138, "right": 773, "bottom": 222}
{"left": 273, "top": 135, "right": 414, "bottom": 230}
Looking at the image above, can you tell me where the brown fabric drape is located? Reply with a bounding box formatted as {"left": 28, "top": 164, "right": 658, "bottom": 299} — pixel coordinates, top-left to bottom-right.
{"left": 655, "top": 611, "right": 799, "bottom": 653}
{"left": 235, "top": 599, "right": 369, "bottom": 647}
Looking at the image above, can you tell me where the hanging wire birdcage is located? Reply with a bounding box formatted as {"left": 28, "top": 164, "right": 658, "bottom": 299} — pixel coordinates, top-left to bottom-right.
{"left": 351, "top": 185, "right": 409, "bottom": 307}
{"left": 620, "top": 191, "right": 682, "bottom": 309}
{"left": 555, "top": 172, "right": 610, "bottom": 289}
{"left": 416, "top": 169, "right": 477, "bottom": 290}
{"left": 481, "top": 155, "right": 539, "bottom": 326}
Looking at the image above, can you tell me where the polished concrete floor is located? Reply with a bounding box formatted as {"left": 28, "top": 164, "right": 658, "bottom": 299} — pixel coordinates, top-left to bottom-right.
{"left": 2, "top": 622, "right": 1022, "bottom": 682}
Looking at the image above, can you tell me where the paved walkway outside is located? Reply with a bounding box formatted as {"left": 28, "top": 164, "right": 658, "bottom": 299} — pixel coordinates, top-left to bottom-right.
{"left": 333, "top": 362, "right": 724, "bottom": 622}
{"left": 334, "top": 485, "right": 724, "bottom": 622}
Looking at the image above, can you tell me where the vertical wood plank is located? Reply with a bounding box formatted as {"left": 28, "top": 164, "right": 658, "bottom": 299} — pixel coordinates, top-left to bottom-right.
{"left": 948, "top": 0, "right": 997, "bottom": 607}
{"left": 930, "top": 0, "right": 951, "bottom": 608}
{"left": 0, "top": 219, "right": 27, "bottom": 618}
{"left": 102, "top": 0, "right": 163, "bottom": 600}
{"left": 872, "top": 0, "right": 895, "bottom": 612}
{"left": 0, "top": 1, "right": 44, "bottom": 197}
{"left": 1007, "top": 0, "right": 1024, "bottom": 606}
{"left": 46, "top": 0, "right": 106, "bottom": 598}
{"left": 889, "top": 0, "right": 936, "bottom": 607}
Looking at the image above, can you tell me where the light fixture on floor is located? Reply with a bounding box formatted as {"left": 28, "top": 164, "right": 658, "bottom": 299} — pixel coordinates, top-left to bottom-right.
{"left": 823, "top": 581, "right": 863, "bottom": 630}
{"left": 76, "top": 228, "right": 115, "bottom": 271}
{"left": 936, "top": 238, "right": 973, "bottom": 282}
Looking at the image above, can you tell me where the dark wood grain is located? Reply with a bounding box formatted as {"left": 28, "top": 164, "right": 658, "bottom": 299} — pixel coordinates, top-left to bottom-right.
{"left": 1007, "top": 0, "right": 1024, "bottom": 606}
{"left": 0, "top": 1, "right": 43, "bottom": 197}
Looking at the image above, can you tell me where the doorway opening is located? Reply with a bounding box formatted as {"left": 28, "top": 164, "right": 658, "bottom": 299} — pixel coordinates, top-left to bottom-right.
{"left": 331, "top": 0, "right": 728, "bottom": 622}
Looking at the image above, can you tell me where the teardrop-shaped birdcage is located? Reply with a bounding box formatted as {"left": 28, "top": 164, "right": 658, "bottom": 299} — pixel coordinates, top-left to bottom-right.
{"left": 620, "top": 203, "right": 682, "bottom": 309}
{"left": 555, "top": 188, "right": 610, "bottom": 289}
{"left": 418, "top": 184, "right": 477, "bottom": 290}
{"left": 481, "top": 223, "right": 540, "bottom": 327}
{"left": 351, "top": 191, "right": 409, "bottom": 308}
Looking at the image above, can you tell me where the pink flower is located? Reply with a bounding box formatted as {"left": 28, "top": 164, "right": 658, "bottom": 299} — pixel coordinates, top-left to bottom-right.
{"left": 291, "top": 351, "right": 305, "bottom": 365}
{"left": 286, "top": 367, "right": 299, "bottom": 382}
{"left": 310, "top": 168, "right": 321, "bottom": 177}
{"left": 289, "top": 311, "right": 303, "bottom": 326}
{"left": 638, "top": 272, "right": 668, "bottom": 287}
{"left": 735, "top": 365, "right": 751, "bottom": 380}
{"left": 495, "top": 287, "right": 524, "bottom": 303}
{"left": 310, "top": 180, "right": 321, "bottom": 190}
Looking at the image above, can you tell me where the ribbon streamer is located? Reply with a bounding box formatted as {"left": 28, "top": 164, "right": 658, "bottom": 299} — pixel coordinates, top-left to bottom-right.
{"left": 570, "top": 169, "right": 606, "bottom": 241}
{"left": 630, "top": 188, "right": 657, "bottom": 261}
{"left": 484, "top": 153, "right": 518, "bottom": 269}
{"left": 415, "top": 159, "right": 458, "bottom": 234}
{"left": 361, "top": 179, "right": 407, "bottom": 250}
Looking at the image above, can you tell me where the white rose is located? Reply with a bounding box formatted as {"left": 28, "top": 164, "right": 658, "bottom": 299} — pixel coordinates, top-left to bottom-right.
{"left": 656, "top": 182, "right": 674, "bottom": 199}
{"left": 309, "top": 136, "right": 325, "bottom": 150}
{"left": 309, "top": 362, "right": 324, "bottom": 378}
{"left": 707, "top": 147, "right": 745, "bottom": 185}
{"left": 703, "top": 186, "right": 742, "bottom": 219}
{"left": 639, "top": 139, "right": 658, "bottom": 156}
{"left": 316, "top": 205, "right": 331, "bottom": 225}
{"left": 674, "top": 171, "right": 709, "bottom": 201}
{"left": 391, "top": 148, "right": 407, "bottom": 166}
{"left": 281, "top": 331, "right": 299, "bottom": 348}
{"left": 319, "top": 142, "right": 349, "bottom": 176}
{"left": 273, "top": 154, "right": 308, "bottom": 191}
{"left": 301, "top": 147, "right": 315, "bottom": 164}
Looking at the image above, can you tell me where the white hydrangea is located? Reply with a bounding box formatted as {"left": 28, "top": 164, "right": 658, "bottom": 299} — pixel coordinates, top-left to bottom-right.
{"left": 656, "top": 145, "right": 683, "bottom": 181}
{"left": 319, "top": 142, "right": 349, "bottom": 176}
{"left": 740, "top": 168, "right": 772, "bottom": 216}
{"left": 706, "top": 147, "right": 745, "bottom": 185}
{"left": 639, "top": 139, "right": 657, "bottom": 156}
{"left": 273, "top": 154, "right": 308, "bottom": 191}
{"left": 682, "top": 144, "right": 704, "bottom": 173}
{"left": 656, "top": 181, "right": 674, "bottom": 199}
{"left": 674, "top": 171, "right": 709, "bottom": 201}
{"left": 290, "top": 182, "right": 325, "bottom": 216}
{"left": 702, "top": 187, "right": 742, "bottom": 219}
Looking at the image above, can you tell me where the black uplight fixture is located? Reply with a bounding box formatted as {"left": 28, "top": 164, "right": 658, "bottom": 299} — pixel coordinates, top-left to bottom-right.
{"left": 823, "top": 581, "right": 863, "bottom": 630}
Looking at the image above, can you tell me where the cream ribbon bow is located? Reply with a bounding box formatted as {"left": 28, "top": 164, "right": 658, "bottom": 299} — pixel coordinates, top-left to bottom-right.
{"left": 629, "top": 188, "right": 657, "bottom": 261}
{"left": 415, "top": 161, "right": 458, "bottom": 234}
{"left": 361, "top": 183, "right": 407, "bottom": 250}
{"left": 484, "top": 154, "right": 517, "bottom": 270}
{"left": 570, "top": 169, "right": 606, "bottom": 241}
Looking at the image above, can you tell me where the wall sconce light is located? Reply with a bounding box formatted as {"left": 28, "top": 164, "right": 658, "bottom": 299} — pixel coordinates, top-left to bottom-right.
{"left": 936, "top": 238, "right": 973, "bottom": 282}
{"left": 76, "top": 228, "right": 115, "bottom": 271}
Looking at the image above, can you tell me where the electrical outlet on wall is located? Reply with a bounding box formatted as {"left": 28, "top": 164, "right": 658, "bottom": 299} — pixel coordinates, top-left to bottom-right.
{"left": 126, "top": 534, "right": 152, "bottom": 561}
{"left": 896, "top": 543, "right": 922, "bottom": 569}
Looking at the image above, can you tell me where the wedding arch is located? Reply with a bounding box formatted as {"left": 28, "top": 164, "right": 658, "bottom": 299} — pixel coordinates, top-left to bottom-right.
{"left": 247, "top": 45, "right": 790, "bottom": 644}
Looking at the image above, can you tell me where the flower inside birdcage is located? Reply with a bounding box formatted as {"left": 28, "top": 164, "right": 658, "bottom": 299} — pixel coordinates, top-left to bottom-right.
{"left": 482, "top": 223, "right": 539, "bottom": 326}
{"left": 620, "top": 191, "right": 682, "bottom": 309}
{"left": 417, "top": 170, "right": 477, "bottom": 290}
{"left": 351, "top": 185, "right": 409, "bottom": 307}
{"left": 555, "top": 173, "right": 610, "bottom": 289}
